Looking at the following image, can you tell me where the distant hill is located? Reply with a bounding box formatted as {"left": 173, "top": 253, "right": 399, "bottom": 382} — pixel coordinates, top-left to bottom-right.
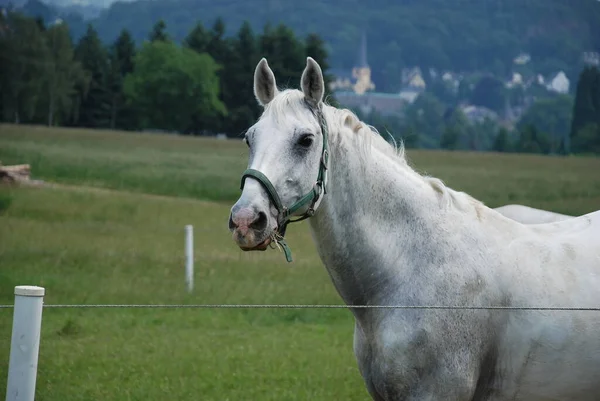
{"left": 39, "top": 0, "right": 136, "bottom": 18}
{"left": 55, "top": 3, "right": 103, "bottom": 20}
{"left": 12, "top": 0, "right": 600, "bottom": 93}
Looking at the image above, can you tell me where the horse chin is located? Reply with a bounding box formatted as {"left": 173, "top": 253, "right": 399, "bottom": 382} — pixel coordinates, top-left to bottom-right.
{"left": 239, "top": 236, "right": 272, "bottom": 252}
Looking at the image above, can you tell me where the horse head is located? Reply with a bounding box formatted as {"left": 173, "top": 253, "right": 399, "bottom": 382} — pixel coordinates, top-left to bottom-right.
{"left": 228, "top": 57, "right": 330, "bottom": 261}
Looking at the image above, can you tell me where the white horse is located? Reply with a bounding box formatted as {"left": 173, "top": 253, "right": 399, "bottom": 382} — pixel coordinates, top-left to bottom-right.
{"left": 228, "top": 57, "right": 600, "bottom": 400}
{"left": 493, "top": 204, "right": 573, "bottom": 224}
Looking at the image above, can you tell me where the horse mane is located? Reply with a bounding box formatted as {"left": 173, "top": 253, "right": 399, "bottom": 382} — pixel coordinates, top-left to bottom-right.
{"left": 261, "top": 89, "right": 483, "bottom": 213}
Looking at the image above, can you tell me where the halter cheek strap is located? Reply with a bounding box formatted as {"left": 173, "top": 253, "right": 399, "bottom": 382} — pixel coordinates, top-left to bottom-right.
{"left": 239, "top": 106, "right": 329, "bottom": 263}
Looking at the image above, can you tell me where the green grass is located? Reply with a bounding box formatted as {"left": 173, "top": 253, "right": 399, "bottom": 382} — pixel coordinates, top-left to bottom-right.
{"left": 2, "top": 123, "right": 599, "bottom": 214}
{"left": 1, "top": 186, "right": 360, "bottom": 400}
{"left": 0, "top": 124, "right": 247, "bottom": 203}
{"left": 1, "top": 123, "right": 599, "bottom": 400}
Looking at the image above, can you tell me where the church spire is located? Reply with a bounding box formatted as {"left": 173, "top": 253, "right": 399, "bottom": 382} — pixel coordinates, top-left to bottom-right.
{"left": 357, "top": 31, "right": 368, "bottom": 68}
{"left": 351, "top": 30, "right": 375, "bottom": 95}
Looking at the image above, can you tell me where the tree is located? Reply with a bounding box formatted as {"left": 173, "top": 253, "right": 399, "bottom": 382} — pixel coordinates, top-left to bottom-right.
{"left": 201, "top": 17, "right": 234, "bottom": 134}
{"left": 442, "top": 108, "right": 471, "bottom": 150}
{"left": 572, "top": 123, "right": 600, "bottom": 155}
{"left": 440, "top": 126, "right": 460, "bottom": 150}
{"left": 259, "top": 23, "right": 305, "bottom": 88}
{"left": 74, "top": 24, "right": 111, "bottom": 128}
{"left": 123, "top": 40, "right": 226, "bottom": 134}
{"left": 403, "top": 93, "right": 446, "bottom": 147}
{"left": 148, "top": 19, "right": 169, "bottom": 43}
{"left": 492, "top": 127, "right": 511, "bottom": 152}
{"left": 471, "top": 117, "right": 500, "bottom": 151}
{"left": 183, "top": 21, "right": 214, "bottom": 134}
{"left": 184, "top": 22, "right": 209, "bottom": 54}
{"left": 107, "top": 29, "right": 136, "bottom": 129}
{"left": 0, "top": 12, "right": 47, "bottom": 123}
{"left": 113, "top": 29, "right": 135, "bottom": 77}
{"left": 515, "top": 124, "right": 551, "bottom": 154}
{"left": 429, "top": 79, "right": 457, "bottom": 105}
{"left": 222, "top": 20, "right": 260, "bottom": 136}
{"left": 570, "top": 66, "right": 600, "bottom": 153}
{"left": 470, "top": 76, "right": 506, "bottom": 114}
{"left": 517, "top": 94, "right": 573, "bottom": 153}
{"left": 42, "top": 22, "right": 87, "bottom": 126}
{"left": 206, "top": 18, "right": 229, "bottom": 64}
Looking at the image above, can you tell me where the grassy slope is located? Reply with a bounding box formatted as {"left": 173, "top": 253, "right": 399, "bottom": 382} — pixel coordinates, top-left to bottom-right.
{"left": 1, "top": 124, "right": 599, "bottom": 213}
{"left": 1, "top": 123, "right": 599, "bottom": 400}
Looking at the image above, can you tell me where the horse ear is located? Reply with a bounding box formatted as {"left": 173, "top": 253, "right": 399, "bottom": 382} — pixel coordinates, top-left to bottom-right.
{"left": 301, "top": 57, "right": 325, "bottom": 106}
{"left": 254, "top": 58, "right": 278, "bottom": 107}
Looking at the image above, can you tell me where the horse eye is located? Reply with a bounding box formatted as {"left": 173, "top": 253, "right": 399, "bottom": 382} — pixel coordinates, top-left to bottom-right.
{"left": 298, "top": 135, "right": 314, "bottom": 148}
{"left": 244, "top": 137, "right": 250, "bottom": 148}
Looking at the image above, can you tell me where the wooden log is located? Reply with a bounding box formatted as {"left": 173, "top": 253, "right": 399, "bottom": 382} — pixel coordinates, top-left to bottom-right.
{"left": 0, "top": 164, "right": 31, "bottom": 184}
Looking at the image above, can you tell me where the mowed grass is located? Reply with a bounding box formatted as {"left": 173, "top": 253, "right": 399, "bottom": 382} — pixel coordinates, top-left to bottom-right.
{"left": 1, "top": 123, "right": 600, "bottom": 400}
{"left": 1, "top": 186, "right": 360, "bottom": 400}
{"left": 2, "top": 123, "right": 600, "bottom": 214}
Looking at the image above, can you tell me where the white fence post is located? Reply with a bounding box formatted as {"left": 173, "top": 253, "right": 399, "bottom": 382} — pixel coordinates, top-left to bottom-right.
{"left": 5, "top": 285, "right": 45, "bottom": 401}
{"left": 185, "top": 225, "right": 194, "bottom": 293}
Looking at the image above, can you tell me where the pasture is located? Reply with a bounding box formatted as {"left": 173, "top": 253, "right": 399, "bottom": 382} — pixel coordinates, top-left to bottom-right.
{"left": 1, "top": 123, "right": 600, "bottom": 400}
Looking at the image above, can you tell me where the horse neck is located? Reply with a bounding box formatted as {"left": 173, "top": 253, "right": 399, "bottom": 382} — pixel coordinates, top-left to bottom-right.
{"left": 307, "top": 126, "right": 486, "bottom": 313}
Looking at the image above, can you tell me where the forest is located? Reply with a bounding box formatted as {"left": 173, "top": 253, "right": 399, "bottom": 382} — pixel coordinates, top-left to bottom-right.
{"left": 0, "top": 11, "right": 337, "bottom": 137}
{"left": 1, "top": 7, "right": 599, "bottom": 155}
{"left": 13, "top": 0, "right": 600, "bottom": 92}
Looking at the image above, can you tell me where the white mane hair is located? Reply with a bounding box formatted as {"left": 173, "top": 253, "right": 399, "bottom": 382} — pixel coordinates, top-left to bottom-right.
{"left": 259, "top": 88, "right": 482, "bottom": 213}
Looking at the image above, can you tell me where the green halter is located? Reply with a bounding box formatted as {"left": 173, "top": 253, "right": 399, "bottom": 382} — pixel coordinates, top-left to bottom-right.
{"left": 239, "top": 105, "right": 330, "bottom": 263}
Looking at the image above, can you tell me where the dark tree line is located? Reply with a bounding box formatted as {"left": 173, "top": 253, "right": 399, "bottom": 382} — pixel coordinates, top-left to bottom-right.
{"left": 0, "top": 12, "right": 334, "bottom": 137}
{"left": 21, "top": 0, "right": 597, "bottom": 93}
{"left": 1, "top": 9, "right": 598, "bottom": 155}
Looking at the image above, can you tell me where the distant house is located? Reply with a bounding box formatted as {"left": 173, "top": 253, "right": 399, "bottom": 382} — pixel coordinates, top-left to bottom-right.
{"left": 505, "top": 72, "right": 524, "bottom": 89}
{"left": 536, "top": 74, "right": 545, "bottom": 85}
{"left": 583, "top": 52, "right": 600, "bottom": 66}
{"left": 329, "top": 68, "right": 355, "bottom": 92}
{"left": 513, "top": 52, "right": 531, "bottom": 65}
{"left": 546, "top": 71, "right": 570, "bottom": 94}
{"left": 397, "top": 88, "right": 421, "bottom": 104}
{"left": 401, "top": 67, "right": 426, "bottom": 90}
{"left": 440, "top": 71, "right": 461, "bottom": 93}
{"left": 428, "top": 68, "right": 438, "bottom": 80}
{"left": 392, "top": 66, "right": 426, "bottom": 106}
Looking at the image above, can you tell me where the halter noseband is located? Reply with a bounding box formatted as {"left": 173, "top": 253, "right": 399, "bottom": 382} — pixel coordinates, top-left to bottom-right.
{"left": 239, "top": 104, "right": 330, "bottom": 263}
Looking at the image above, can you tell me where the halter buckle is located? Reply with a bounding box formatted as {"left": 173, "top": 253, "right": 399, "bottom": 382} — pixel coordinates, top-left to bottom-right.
{"left": 321, "top": 149, "right": 329, "bottom": 170}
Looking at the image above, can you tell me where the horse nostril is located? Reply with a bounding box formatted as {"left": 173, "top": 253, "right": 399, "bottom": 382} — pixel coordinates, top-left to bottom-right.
{"left": 228, "top": 213, "right": 237, "bottom": 231}
{"left": 250, "top": 211, "right": 268, "bottom": 231}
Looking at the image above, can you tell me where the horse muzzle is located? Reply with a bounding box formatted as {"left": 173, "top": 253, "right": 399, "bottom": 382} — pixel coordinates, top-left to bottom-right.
{"left": 229, "top": 206, "right": 274, "bottom": 251}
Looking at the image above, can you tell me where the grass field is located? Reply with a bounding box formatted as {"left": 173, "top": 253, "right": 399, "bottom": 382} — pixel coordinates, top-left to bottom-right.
{"left": 1, "top": 123, "right": 600, "bottom": 400}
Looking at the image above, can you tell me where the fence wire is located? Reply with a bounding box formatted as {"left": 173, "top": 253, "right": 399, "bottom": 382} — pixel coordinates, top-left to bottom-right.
{"left": 1, "top": 303, "right": 600, "bottom": 311}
